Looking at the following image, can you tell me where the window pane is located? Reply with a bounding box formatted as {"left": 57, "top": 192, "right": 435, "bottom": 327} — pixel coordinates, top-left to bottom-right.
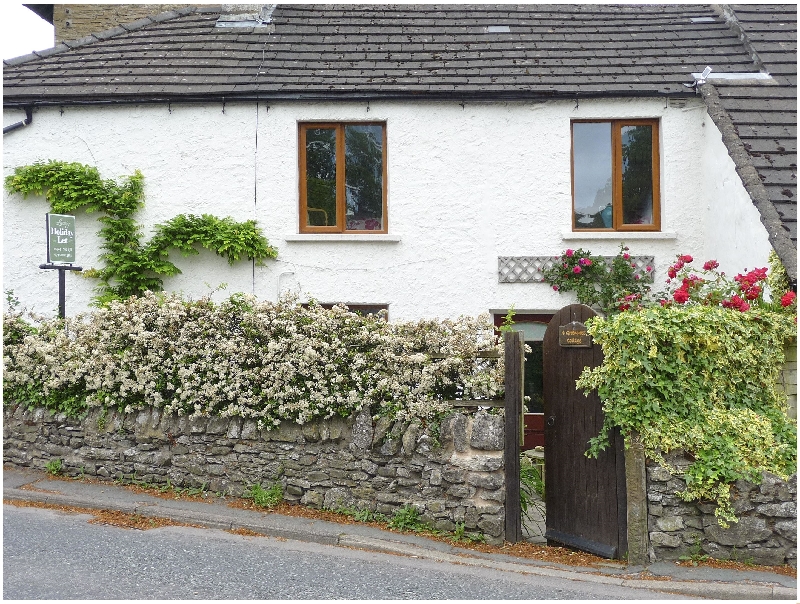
{"left": 344, "top": 125, "right": 383, "bottom": 231}
{"left": 305, "top": 128, "right": 337, "bottom": 227}
{"left": 573, "top": 122, "right": 613, "bottom": 229}
{"left": 621, "top": 125, "right": 654, "bottom": 225}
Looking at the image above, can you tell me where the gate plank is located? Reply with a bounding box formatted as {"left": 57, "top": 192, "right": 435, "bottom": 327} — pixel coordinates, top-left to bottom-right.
{"left": 543, "top": 304, "right": 627, "bottom": 559}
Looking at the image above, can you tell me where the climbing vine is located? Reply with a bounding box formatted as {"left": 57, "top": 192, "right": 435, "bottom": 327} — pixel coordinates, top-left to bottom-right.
{"left": 4, "top": 161, "right": 277, "bottom": 305}
{"left": 575, "top": 252, "right": 797, "bottom": 525}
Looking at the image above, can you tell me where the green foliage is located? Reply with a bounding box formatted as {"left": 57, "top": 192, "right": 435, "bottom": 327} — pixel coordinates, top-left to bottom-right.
{"left": 243, "top": 483, "right": 284, "bottom": 508}
{"left": 577, "top": 304, "right": 797, "bottom": 524}
{"left": 450, "top": 522, "right": 487, "bottom": 544}
{"left": 520, "top": 456, "right": 546, "bottom": 537}
{"left": 45, "top": 458, "right": 62, "bottom": 475}
{"left": 679, "top": 534, "right": 710, "bottom": 566}
{"left": 388, "top": 505, "right": 429, "bottom": 532}
{"left": 543, "top": 245, "right": 651, "bottom": 315}
{"left": 336, "top": 506, "right": 389, "bottom": 524}
{"left": 4, "top": 160, "right": 277, "bottom": 305}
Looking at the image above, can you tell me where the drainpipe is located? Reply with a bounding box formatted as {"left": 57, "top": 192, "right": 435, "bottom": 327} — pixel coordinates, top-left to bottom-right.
{"left": 3, "top": 107, "right": 33, "bottom": 134}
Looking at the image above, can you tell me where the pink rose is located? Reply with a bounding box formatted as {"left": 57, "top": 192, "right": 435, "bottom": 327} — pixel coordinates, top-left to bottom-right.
{"left": 573, "top": 266, "right": 582, "bottom": 274}
{"left": 565, "top": 249, "right": 574, "bottom": 257}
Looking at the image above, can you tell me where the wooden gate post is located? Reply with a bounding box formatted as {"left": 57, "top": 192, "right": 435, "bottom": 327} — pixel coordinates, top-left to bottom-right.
{"left": 504, "top": 330, "right": 524, "bottom": 543}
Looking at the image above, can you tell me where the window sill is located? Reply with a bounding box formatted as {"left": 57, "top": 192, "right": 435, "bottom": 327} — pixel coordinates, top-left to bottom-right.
{"left": 285, "top": 234, "right": 402, "bottom": 243}
{"left": 562, "top": 231, "right": 677, "bottom": 241}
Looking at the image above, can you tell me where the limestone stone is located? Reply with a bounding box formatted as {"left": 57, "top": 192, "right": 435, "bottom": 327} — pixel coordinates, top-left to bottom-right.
{"left": 655, "top": 516, "right": 685, "bottom": 532}
{"left": 451, "top": 454, "right": 503, "bottom": 472}
{"left": 756, "top": 502, "right": 796, "bottom": 517}
{"left": 372, "top": 416, "right": 393, "bottom": 448}
{"left": 470, "top": 412, "right": 503, "bottom": 451}
{"left": 706, "top": 516, "right": 773, "bottom": 547}
{"left": 466, "top": 472, "right": 503, "bottom": 490}
{"left": 648, "top": 466, "right": 672, "bottom": 482}
{"left": 429, "top": 469, "right": 442, "bottom": 486}
{"left": 351, "top": 409, "right": 373, "bottom": 452}
{"left": 775, "top": 520, "right": 797, "bottom": 542}
{"left": 477, "top": 515, "right": 504, "bottom": 537}
{"left": 401, "top": 422, "right": 420, "bottom": 458}
{"left": 650, "top": 532, "right": 682, "bottom": 547}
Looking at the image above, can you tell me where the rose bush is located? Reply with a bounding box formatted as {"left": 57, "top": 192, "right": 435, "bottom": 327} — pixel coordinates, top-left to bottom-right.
{"left": 542, "top": 244, "right": 652, "bottom": 315}
{"left": 574, "top": 250, "right": 797, "bottom": 524}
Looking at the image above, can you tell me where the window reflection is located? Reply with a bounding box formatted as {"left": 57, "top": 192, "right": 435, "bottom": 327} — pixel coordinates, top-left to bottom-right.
{"left": 572, "top": 122, "right": 613, "bottom": 229}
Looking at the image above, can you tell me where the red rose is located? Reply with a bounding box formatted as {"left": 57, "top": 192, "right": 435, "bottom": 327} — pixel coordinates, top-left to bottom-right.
{"left": 673, "top": 289, "right": 690, "bottom": 303}
{"left": 781, "top": 291, "right": 797, "bottom": 307}
{"left": 680, "top": 254, "right": 693, "bottom": 263}
{"left": 703, "top": 260, "right": 719, "bottom": 270}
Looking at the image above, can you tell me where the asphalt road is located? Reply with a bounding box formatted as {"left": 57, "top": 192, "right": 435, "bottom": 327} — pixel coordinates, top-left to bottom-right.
{"left": 3, "top": 505, "right": 690, "bottom": 600}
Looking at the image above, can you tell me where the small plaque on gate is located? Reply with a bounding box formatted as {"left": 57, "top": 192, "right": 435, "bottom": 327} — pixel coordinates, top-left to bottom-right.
{"left": 559, "top": 321, "right": 592, "bottom": 348}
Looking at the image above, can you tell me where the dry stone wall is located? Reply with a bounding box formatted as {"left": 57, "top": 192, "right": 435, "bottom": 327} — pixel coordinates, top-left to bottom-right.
{"left": 647, "top": 451, "right": 797, "bottom": 567}
{"left": 3, "top": 405, "right": 508, "bottom": 544}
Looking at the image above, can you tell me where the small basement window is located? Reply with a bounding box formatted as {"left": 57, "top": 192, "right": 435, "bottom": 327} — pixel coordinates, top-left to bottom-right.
{"left": 571, "top": 119, "right": 661, "bottom": 231}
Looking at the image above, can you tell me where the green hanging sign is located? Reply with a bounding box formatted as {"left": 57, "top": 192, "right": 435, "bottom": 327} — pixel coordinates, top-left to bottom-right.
{"left": 47, "top": 213, "right": 76, "bottom": 263}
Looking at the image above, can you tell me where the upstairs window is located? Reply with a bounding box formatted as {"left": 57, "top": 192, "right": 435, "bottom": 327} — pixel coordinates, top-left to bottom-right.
{"left": 572, "top": 120, "right": 660, "bottom": 231}
{"left": 299, "top": 122, "right": 387, "bottom": 233}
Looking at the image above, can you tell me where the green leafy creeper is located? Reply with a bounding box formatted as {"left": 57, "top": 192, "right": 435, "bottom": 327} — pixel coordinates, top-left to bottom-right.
{"left": 5, "top": 161, "right": 277, "bottom": 305}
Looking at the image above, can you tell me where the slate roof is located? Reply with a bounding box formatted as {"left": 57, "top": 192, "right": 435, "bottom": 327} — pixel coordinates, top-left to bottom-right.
{"left": 701, "top": 4, "right": 796, "bottom": 281}
{"left": 2, "top": 4, "right": 796, "bottom": 279}
{"left": 3, "top": 4, "right": 760, "bottom": 102}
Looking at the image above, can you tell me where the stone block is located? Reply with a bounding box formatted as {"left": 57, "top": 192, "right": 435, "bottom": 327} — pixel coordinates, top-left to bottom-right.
{"left": 744, "top": 545, "right": 788, "bottom": 566}
{"left": 302, "top": 422, "right": 320, "bottom": 442}
{"left": 429, "top": 468, "right": 442, "bottom": 486}
{"left": 451, "top": 454, "right": 503, "bottom": 472}
{"left": 205, "top": 416, "right": 228, "bottom": 435}
{"left": 775, "top": 520, "right": 797, "bottom": 542}
{"left": 648, "top": 466, "right": 672, "bottom": 482}
{"left": 226, "top": 418, "right": 242, "bottom": 439}
{"left": 434, "top": 519, "right": 456, "bottom": 532}
{"left": 482, "top": 488, "right": 505, "bottom": 503}
{"left": 372, "top": 416, "right": 393, "bottom": 448}
{"left": 301, "top": 490, "right": 324, "bottom": 508}
{"left": 380, "top": 437, "right": 400, "bottom": 457}
{"left": 706, "top": 516, "right": 773, "bottom": 547}
{"left": 470, "top": 412, "right": 503, "bottom": 451}
{"left": 655, "top": 516, "right": 685, "bottom": 532}
{"left": 756, "top": 502, "right": 796, "bottom": 517}
{"left": 477, "top": 515, "right": 503, "bottom": 537}
{"left": 360, "top": 459, "right": 378, "bottom": 475}
{"left": 442, "top": 467, "right": 465, "bottom": 484}
{"left": 401, "top": 422, "right": 420, "bottom": 458}
{"left": 375, "top": 492, "right": 405, "bottom": 504}
{"left": 650, "top": 532, "right": 682, "bottom": 547}
{"left": 466, "top": 472, "right": 503, "bottom": 490}
{"left": 350, "top": 409, "right": 373, "bottom": 452}
{"left": 446, "top": 484, "right": 473, "bottom": 498}
{"left": 324, "top": 487, "right": 355, "bottom": 510}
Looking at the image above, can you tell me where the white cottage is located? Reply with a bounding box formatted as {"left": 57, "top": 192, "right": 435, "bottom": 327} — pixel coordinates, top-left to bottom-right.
{"left": 3, "top": 4, "right": 796, "bottom": 322}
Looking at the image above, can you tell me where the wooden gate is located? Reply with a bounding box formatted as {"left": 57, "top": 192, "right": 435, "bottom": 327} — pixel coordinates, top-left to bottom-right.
{"left": 542, "top": 304, "right": 627, "bottom": 559}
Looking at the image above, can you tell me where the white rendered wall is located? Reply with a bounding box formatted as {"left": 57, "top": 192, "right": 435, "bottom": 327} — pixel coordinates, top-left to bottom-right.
{"left": 3, "top": 97, "right": 767, "bottom": 321}
{"left": 700, "top": 113, "right": 773, "bottom": 277}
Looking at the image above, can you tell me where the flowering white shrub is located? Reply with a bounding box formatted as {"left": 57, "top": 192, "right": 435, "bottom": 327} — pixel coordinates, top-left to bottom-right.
{"left": 4, "top": 292, "right": 504, "bottom": 429}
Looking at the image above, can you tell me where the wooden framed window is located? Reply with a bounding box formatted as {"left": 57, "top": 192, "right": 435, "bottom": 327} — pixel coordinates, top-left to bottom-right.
{"left": 571, "top": 119, "right": 660, "bottom": 231}
{"left": 299, "top": 122, "right": 387, "bottom": 233}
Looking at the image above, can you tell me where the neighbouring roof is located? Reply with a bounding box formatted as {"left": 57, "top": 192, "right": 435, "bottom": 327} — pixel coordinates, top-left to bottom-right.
{"left": 2, "top": 4, "right": 796, "bottom": 279}
{"left": 701, "top": 4, "right": 796, "bottom": 282}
